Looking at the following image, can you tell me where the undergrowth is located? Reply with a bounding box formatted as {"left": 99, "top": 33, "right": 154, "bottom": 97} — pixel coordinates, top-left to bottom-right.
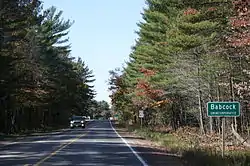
{"left": 117, "top": 123, "right": 250, "bottom": 166}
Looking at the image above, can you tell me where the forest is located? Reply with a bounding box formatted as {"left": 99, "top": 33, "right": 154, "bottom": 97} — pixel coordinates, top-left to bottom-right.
{"left": 109, "top": 0, "right": 250, "bottom": 164}
{"left": 1, "top": 0, "right": 250, "bottom": 165}
{"left": 0, "top": 0, "right": 98, "bottom": 134}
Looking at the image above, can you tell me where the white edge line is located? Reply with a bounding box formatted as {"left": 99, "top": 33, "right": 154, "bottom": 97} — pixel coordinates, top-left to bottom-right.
{"left": 109, "top": 120, "right": 148, "bottom": 166}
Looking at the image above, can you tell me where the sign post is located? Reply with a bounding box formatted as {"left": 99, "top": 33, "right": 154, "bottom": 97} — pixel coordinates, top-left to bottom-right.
{"left": 207, "top": 101, "right": 240, "bottom": 157}
{"left": 139, "top": 110, "right": 144, "bottom": 129}
{"left": 222, "top": 117, "right": 225, "bottom": 158}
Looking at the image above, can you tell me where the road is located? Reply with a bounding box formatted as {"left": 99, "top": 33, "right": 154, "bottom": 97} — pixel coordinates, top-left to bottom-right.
{"left": 0, "top": 120, "right": 147, "bottom": 166}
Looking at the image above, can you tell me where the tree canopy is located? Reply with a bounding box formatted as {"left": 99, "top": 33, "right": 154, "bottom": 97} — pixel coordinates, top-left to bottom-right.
{"left": 0, "top": 0, "right": 96, "bottom": 133}
{"left": 109, "top": 0, "right": 250, "bottom": 135}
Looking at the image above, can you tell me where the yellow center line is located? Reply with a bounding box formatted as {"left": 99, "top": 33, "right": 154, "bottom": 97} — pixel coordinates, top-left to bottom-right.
{"left": 31, "top": 130, "right": 91, "bottom": 166}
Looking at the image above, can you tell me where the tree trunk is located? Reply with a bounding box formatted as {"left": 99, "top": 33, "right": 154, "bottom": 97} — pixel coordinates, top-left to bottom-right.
{"left": 198, "top": 90, "right": 205, "bottom": 134}
{"left": 0, "top": 0, "right": 3, "bottom": 9}
{"left": 217, "top": 80, "right": 221, "bottom": 134}
{"left": 197, "top": 59, "right": 205, "bottom": 135}
{"left": 180, "top": 101, "right": 184, "bottom": 126}
{"left": 209, "top": 83, "right": 213, "bottom": 134}
{"left": 229, "top": 74, "right": 237, "bottom": 133}
{"left": 171, "top": 103, "right": 177, "bottom": 131}
{"left": 228, "top": 57, "right": 238, "bottom": 133}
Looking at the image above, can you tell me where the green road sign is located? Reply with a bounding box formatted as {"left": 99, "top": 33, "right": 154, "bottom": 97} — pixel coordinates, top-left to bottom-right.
{"left": 207, "top": 102, "right": 240, "bottom": 117}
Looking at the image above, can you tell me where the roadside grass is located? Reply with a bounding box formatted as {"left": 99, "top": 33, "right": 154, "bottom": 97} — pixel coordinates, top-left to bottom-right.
{"left": 115, "top": 123, "right": 250, "bottom": 166}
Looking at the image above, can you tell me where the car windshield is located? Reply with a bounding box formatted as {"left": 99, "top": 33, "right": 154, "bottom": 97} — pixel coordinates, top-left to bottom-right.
{"left": 72, "top": 116, "right": 83, "bottom": 120}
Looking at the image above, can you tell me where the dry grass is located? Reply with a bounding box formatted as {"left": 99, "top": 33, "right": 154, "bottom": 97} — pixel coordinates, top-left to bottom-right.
{"left": 115, "top": 122, "right": 250, "bottom": 166}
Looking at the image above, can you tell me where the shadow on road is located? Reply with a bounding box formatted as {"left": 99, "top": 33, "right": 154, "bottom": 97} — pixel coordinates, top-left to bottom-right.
{"left": 0, "top": 120, "right": 183, "bottom": 166}
{"left": 0, "top": 141, "right": 183, "bottom": 166}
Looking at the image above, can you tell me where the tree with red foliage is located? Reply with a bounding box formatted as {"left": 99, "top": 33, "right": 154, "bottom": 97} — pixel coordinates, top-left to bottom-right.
{"left": 133, "top": 67, "right": 164, "bottom": 108}
{"left": 227, "top": 0, "right": 250, "bottom": 48}
{"left": 183, "top": 8, "right": 199, "bottom": 16}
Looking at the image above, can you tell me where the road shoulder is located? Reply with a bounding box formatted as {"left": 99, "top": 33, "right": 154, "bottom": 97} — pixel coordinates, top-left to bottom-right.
{"left": 0, "top": 128, "right": 70, "bottom": 148}
{"left": 113, "top": 122, "right": 184, "bottom": 166}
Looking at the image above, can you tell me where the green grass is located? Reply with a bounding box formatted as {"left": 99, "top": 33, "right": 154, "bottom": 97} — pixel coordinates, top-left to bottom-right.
{"left": 133, "top": 128, "right": 189, "bottom": 154}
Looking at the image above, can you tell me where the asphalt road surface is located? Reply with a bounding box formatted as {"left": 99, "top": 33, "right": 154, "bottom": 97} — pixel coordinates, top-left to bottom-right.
{"left": 0, "top": 120, "right": 148, "bottom": 166}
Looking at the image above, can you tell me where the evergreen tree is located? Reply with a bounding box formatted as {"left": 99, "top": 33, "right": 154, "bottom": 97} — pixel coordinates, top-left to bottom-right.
{"left": 0, "top": 1, "right": 97, "bottom": 133}
{"left": 109, "top": 0, "right": 250, "bottom": 136}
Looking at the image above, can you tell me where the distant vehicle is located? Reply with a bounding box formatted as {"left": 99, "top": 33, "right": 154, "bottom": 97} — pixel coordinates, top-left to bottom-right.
{"left": 85, "top": 116, "right": 91, "bottom": 121}
{"left": 69, "top": 116, "right": 86, "bottom": 128}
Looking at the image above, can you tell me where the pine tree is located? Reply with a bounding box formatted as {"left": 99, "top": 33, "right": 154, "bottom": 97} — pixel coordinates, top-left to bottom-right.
{"left": 0, "top": 2, "right": 97, "bottom": 133}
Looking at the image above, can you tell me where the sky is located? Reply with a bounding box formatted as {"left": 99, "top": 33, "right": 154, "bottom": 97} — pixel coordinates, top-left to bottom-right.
{"left": 42, "top": 0, "right": 146, "bottom": 104}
